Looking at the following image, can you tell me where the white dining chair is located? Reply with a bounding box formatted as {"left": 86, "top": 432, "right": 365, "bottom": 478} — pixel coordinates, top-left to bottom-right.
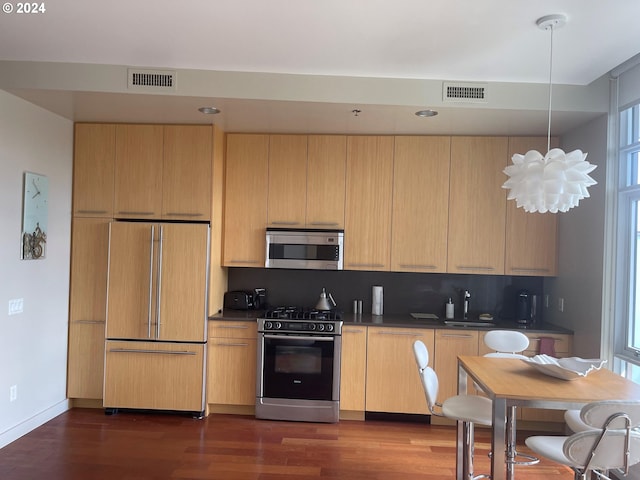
{"left": 525, "top": 400, "right": 640, "bottom": 480}
{"left": 413, "top": 340, "right": 492, "bottom": 480}
{"left": 483, "top": 330, "right": 539, "bottom": 468}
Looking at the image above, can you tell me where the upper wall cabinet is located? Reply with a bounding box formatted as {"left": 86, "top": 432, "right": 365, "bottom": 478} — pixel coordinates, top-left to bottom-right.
{"left": 267, "top": 135, "right": 308, "bottom": 227}
{"left": 505, "top": 137, "right": 559, "bottom": 276}
{"left": 391, "top": 136, "right": 451, "bottom": 273}
{"left": 162, "top": 125, "right": 213, "bottom": 220}
{"left": 306, "top": 135, "right": 347, "bottom": 229}
{"left": 114, "top": 124, "right": 164, "bottom": 219}
{"left": 223, "top": 134, "right": 269, "bottom": 267}
{"left": 344, "top": 136, "right": 394, "bottom": 271}
{"left": 447, "top": 136, "right": 508, "bottom": 275}
{"left": 73, "top": 123, "right": 116, "bottom": 217}
{"left": 113, "top": 124, "right": 213, "bottom": 220}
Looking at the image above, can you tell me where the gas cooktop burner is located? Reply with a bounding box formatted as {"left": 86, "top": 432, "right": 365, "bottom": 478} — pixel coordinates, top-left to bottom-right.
{"left": 262, "top": 306, "right": 343, "bottom": 321}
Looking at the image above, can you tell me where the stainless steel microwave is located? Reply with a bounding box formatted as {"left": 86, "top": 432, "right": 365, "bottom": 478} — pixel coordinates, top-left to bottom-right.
{"left": 265, "top": 228, "right": 344, "bottom": 270}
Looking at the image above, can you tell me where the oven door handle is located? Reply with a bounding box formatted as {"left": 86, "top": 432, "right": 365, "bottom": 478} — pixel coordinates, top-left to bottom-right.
{"left": 262, "top": 334, "right": 335, "bottom": 342}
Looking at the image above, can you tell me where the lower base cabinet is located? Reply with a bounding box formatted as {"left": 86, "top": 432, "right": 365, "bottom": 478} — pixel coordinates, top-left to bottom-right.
{"left": 340, "top": 325, "right": 367, "bottom": 415}
{"left": 67, "top": 320, "right": 105, "bottom": 399}
{"left": 207, "top": 322, "right": 257, "bottom": 407}
{"left": 104, "top": 340, "right": 206, "bottom": 413}
{"left": 365, "top": 327, "right": 435, "bottom": 414}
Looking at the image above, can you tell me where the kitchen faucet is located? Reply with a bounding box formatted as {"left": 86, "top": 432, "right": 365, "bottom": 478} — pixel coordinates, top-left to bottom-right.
{"left": 463, "top": 289, "right": 471, "bottom": 320}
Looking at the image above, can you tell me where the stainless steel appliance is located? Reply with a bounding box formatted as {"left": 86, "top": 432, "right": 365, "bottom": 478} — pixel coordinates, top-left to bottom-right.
{"left": 265, "top": 228, "right": 344, "bottom": 270}
{"left": 256, "top": 307, "right": 343, "bottom": 423}
{"left": 515, "top": 289, "right": 533, "bottom": 325}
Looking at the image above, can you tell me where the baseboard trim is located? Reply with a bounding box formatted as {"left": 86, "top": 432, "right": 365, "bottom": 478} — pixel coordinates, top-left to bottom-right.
{"left": 0, "top": 399, "right": 70, "bottom": 449}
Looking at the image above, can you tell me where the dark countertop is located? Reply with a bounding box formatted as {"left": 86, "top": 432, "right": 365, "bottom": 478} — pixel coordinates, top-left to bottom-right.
{"left": 208, "top": 310, "right": 573, "bottom": 334}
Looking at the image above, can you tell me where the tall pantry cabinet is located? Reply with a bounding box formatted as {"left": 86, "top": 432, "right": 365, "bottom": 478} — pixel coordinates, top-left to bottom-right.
{"left": 67, "top": 123, "right": 224, "bottom": 410}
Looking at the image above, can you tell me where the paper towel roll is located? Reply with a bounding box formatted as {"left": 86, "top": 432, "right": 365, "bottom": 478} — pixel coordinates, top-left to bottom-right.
{"left": 372, "top": 286, "right": 383, "bottom": 315}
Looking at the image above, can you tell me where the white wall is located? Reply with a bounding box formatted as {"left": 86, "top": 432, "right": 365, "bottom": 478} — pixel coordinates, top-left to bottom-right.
{"left": 0, "top": 90, "right": 73, "bottom": 448}
{"left": 545, "top": 114, "right": 608, "bottom": 358}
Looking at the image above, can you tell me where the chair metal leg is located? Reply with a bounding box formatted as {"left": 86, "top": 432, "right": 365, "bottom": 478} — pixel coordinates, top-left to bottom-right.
{"left": 506, "top": 406, "right": 539, "bottom": 468}
{"left": 463, "top": 421, "right": 490, "bottom": 480}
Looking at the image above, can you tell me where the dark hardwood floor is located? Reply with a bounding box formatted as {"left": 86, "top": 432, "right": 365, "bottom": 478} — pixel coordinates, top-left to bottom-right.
{"left": 0, "top": 409, "right": 573, "bottom": 479}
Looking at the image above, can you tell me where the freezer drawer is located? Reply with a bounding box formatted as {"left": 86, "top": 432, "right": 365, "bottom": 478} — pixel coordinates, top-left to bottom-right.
{"left": 104, "top": 340, "right": 206, "bottom": 414}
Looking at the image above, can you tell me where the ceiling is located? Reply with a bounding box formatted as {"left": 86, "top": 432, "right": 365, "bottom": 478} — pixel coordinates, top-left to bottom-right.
{"left": 1, "top": 0, "right": 639, "bottom": 135}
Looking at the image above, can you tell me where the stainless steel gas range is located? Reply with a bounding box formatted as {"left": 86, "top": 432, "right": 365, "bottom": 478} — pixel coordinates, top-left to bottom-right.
{"left": 256, "top": 307, "right": 343, "bottom": 423}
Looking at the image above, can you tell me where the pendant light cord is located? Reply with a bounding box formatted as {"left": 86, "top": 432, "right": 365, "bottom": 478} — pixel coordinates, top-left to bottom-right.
{"left": 546, "top": 24, "right": 554, "bottom": 155}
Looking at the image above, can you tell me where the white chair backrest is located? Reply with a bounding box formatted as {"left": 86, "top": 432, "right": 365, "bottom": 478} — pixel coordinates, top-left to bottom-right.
{"left": 413, "top": 340, "right": 439, "bottom": 412}
{"left": 563, "top": 430, "right": 640, "bottom": 470}
{"left": 484, "top": 330, "right": 529, "bottom": 355}
{"left": 581, "top": 400, "right": 640, "bottom": 429}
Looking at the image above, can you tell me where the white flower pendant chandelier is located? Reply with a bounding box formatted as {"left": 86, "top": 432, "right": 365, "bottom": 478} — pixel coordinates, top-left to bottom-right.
{"left": 502, "top": 14, "right": 597, "bottom": 213}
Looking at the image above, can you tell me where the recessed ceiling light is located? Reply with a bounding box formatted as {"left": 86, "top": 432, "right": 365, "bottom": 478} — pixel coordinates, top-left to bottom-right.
{"left": 415, "top": 109, "right": 438, "bottom": 117}
{"left": 198, "top": 106, "right": 220, "bottom": 114}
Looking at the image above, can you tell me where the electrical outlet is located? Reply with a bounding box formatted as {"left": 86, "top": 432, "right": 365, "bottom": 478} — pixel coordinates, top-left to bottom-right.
{"left": 558, "top": 297, "right": 565, "bottom": 312}
{"left": 9, "top": 385, "right": 17, "bottom": 402}
{"left": 8, "top": 298, "right": 23, "bottom": 315}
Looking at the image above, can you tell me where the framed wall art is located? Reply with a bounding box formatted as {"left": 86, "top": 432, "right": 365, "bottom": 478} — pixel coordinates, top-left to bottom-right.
{"left": 21, "top": 172, "right": 48, "bottom": 260}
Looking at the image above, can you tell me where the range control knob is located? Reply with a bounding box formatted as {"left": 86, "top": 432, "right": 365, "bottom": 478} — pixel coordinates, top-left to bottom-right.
{"left": 326, "top": 324, "right": 334, "bottom": 332}
{"left": 274, "top": 322, "right": 282, "bottom": 330}
{"left": 308, "top": 323, "right": 316, "bottom": 330}
{"left": 317, "top": 323, "right": 325, "bottom": 331}
{"left": 264, "top": 321, "right": 273, "bottom": 330}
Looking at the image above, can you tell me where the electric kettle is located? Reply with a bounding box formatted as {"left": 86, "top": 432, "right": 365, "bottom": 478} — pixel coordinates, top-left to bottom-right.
{"left": 315, "top": 288, "right": 336, "bottom": 311}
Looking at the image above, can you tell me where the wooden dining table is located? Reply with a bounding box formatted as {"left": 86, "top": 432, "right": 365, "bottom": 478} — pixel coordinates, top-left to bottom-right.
{"left": 457, "top": 355, "right": 640, "bottom": 480}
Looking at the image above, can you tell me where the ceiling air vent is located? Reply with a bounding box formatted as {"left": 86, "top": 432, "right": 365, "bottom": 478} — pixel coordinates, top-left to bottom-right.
{"left": 443, "top": 82, "right": 488, "bottom": 103}
{"left": 127, "top": 68, "right": 177, "bottom": 91}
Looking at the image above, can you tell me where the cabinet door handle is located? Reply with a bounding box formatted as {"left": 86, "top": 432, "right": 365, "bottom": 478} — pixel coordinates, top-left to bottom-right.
{"left": 212, "top": 342, "right": 250, "bottom": 347}
{"left": 118, "top": 211, "right": 155, "bottom": 216}
{"left": 108, "top": 348, "right": 197, "bottom": 355}
{"left": 217, "top": 325, "right": 249, "bottom": 329}
{"left": 74, "top": 320, "right": 105, "bottom": 325}
{"left": 377, "top": 331, "right": 424, "bottom": 337}
{"left": 441, "top": 333, "right": 474, "bottom": 339}
{"left": 399, "top": 264, "right": 437, "bottom": 269}
{"left": 270, "top": 221, "right": 301, "bottom": 226}
{"left": 165, "top": 212, "right": 204, "bottom": 217}
{"left": 510, "top": 267, "right": 551, "bottom": 273}
{"left": 147, "top": 225, "right": 155, "bottom": 339}
{"left": 344, "top": 329, "right": 365, "bottom": 333}
{"left": 455, "top": 265, "right": 495, "bottom": 271}
{"left": 308, "top": 222, "right": 340, "bottom": 227}
{"left": 77, "top": 209, "right": 108, "bottom": 214}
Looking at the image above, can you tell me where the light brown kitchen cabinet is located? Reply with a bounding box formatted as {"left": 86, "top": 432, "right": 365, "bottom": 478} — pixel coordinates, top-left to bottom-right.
{"left": 339, "top": 325, "right": 367, "bottom": 416}
{"left": 207, "top": 322, "right": 257, "bottom": 406}
{"left": 391, "top": 136, "right": 451, "bottom": 273}
{"left": 67, "top": 218, "right": 109, "bottom": 399}
{"left": 431, "top": 329, "right": 479, "bottom": 425}
{"left": 365, "top": 327, "right": 434, "bottom": 414}
{"left": 223, "top": 134, "right": 269, "bottom": 267}
{"left": 505, "top": 136, "right": 559, "bottom": 276}
{"left": 113, "top": 124, "right": 164, "bottom": 218}
{"left": 162, "top": 125, "right": 212, "bottom": 220}
{"left": 73, "top": 123, "right": 116, "bottom": 217}
{"left": 447, "top": 136, "right": 509, "bottom": 275}
{"left": 267, "top": 134, "right": 308, "bottom": 227}
{"left": 306, "top": 135, "right": 347, "bottom": 228}
{"left": 344, "top": 136, "right": 394, "bottom": 271}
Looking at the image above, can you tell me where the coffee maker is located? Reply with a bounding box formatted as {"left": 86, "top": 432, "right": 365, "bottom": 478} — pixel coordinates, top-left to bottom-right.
{"left": 515, "top": 289, "right": 537, "bottom": 325}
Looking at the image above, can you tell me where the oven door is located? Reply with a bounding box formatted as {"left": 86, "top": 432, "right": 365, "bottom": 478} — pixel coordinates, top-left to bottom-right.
{"left": 257, "top": 333, "right": 340, "bottom": 401}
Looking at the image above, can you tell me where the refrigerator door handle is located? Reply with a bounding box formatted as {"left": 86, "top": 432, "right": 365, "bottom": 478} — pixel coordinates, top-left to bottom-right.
{"left": 147, "top": 225, "right": 155, "bottom": 339}
{"left": 156, "top": 225, "right": 164, "bottom": 339}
